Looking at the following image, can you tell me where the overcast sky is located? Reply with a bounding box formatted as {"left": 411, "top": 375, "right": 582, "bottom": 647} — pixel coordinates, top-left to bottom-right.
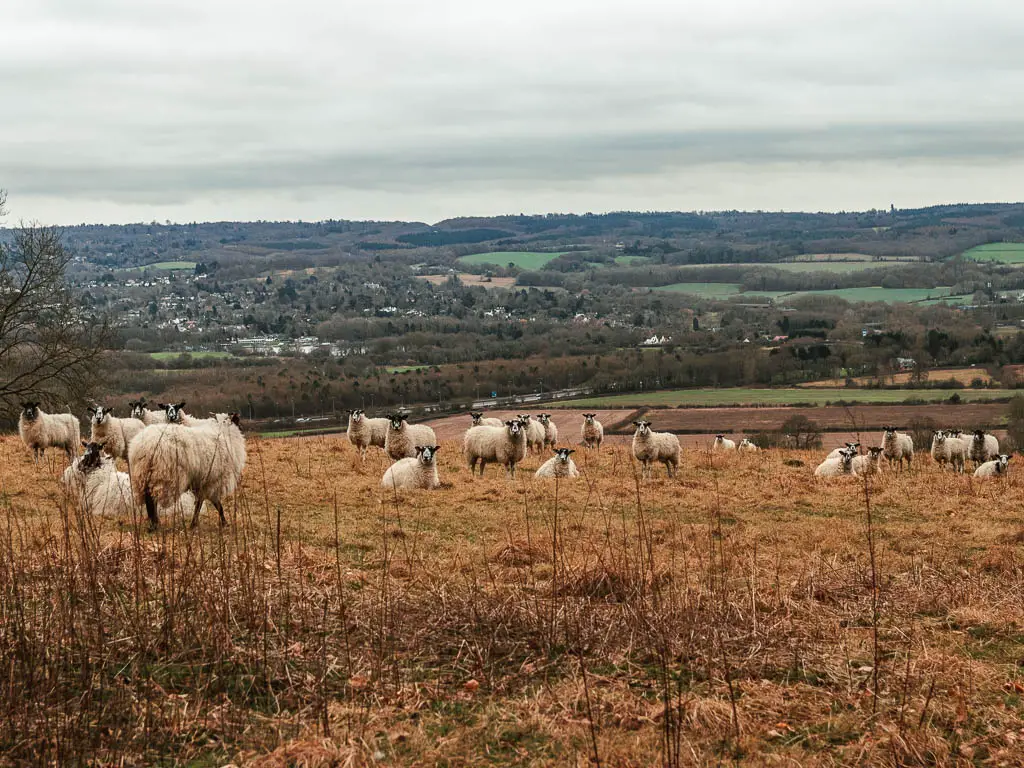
{"left": 2, "top": 0, "right": 1024, "bottom": 225}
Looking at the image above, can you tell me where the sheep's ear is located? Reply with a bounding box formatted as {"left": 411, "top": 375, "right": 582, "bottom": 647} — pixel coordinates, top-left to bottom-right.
{"left": 567, "top": 449, "right": 575, "bottom": 455}
{"left": 433, "top": 445, "right": 440, "bottom": 452}
{"left": 632, "top": 421, "right": 640, "bottom": 426}
{"left": 159, "top": 403, "right": 169, "bottom": 411}
{"left": 86, "top": 406, "right": 96, "bottom": 414}
{"left": 177, "top": 402, "right": 186, "bottom": 409}
{"left": 81, "top": 440, "right": 89, "bottom": 448}
{"left": 414, "top": 446, "right": 423, "bottom": 455}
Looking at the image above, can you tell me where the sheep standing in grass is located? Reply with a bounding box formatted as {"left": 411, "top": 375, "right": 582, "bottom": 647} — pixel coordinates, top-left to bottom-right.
{"left": 129, "top": 413, "right": 246, "bottom": 529}
{"left": 537, "top": 414, "right": 558, "bottom": 449}
{"left": 968, "top": 430, "right": 999, "bottom": 467}
{"left": 382, "top": 445, "right": 441, "bottom": 490}
{"left": 581, "top": 413, "right": 604, "bottom": 450}
{"left": 930, "top": 430, "right": 950, "bottom": 467}
{"left": 738, "top": 438, "right": 759, "bottom": 452}
{"left": 814, "top": 446, "right": 857, "bottom": 477}
{"left": 384, "top": 413, "right": 437, "bottom": 460}
{"left": 631, "top": 421, "right": 681, "bottom": 478}
{"left": 464, "top": 419, "right": 528, "bottom": 478}
{"left": 128, "top": 397, "right": 168, "bottom": 425}
{"left": 347, "top": 409, "right": 389, "bottom": 460}
{"left": 88, "top": 405, "right": 145, "bottom": 462}
{"left": 974, "top": 454, "right": 1010, "bottom": 479}
{"left": 852, "top": 447, "right": 884, "bottom": 477}
{"left": 535, "top": 448, "right": 579, "bottom": 479}
{"left": 470, "top": 412, "right": 504, "bottom": 428}
{"left": 518, "top": 414, "right": 545, "bottom": 455}
{"left": 712, "top": 435, "right": 736, "bottom": 451}
{"left": 826, "top": 442, "right": 860, "bottom": 460}
{"left": 18, "top": 402, "right": 80, "bottom": 462}
{"left": 881, "top": 426, "right": 913, "bottom": 470}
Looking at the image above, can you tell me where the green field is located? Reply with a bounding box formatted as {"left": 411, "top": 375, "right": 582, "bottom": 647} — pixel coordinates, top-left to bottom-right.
{"left": 676, "top": 261, "right": 900, "bottom": 274}
{"left": 614, "top": 255, "right": 652, "bottom": 265}
{"left": 562, "top": 387, "right": 1009, "bottom": 408}
{"left": 962, "top": 243, "right": 1024, "bottom": 264}
{"left": 459, "top": 251, "right": 565, "bottom": 269}
{"left": 653, "top": 282, "right": 746, "bottom": 298}
{"left": 149, "top": 351, "right": 233, "bottom": 361}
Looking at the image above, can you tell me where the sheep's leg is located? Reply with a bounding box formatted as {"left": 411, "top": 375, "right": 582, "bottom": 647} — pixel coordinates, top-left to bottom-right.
{"left": 666, "top": 460, "right": 675, "bottom": 478}
{"left": 212, "top": 501, "right": 226, "bottom": 526}
{"left": 189, "top": 496, "right": 204, "bottom": 529}
{"left": 144, "top": 491, "right": 160, "bottom": 530}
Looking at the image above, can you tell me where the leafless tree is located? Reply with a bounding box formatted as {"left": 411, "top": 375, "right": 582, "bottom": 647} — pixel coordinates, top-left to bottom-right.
{"left": 0, "top": 190, "right": 109, "bottom": 416}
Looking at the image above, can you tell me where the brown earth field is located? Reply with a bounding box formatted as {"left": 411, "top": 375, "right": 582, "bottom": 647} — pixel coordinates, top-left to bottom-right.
{"left": 417, "top": 272, "right": 518, "bottom": 289}
{"left": 800, "top": 366, "right": 993, "bottom": 388}
{"left": 4, "top": 430, "right": 1024, "bottom": 766}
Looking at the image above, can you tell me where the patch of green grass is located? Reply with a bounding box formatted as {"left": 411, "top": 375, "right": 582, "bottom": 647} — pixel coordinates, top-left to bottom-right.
{"left": 676, "top": 262, "right": 899, "bottom": 274}
{"left": 148, "top": 351, "right": 233, "bottom": 361}
{"left": 458, "top": 251, "right": 565, "bottom": 269}
{"left": 652, "top": 282, "right": 744, "bottom": 297}
{"left": 614, "top": 255, "right": 652, "bottom": 265}
{"left": 130, "top": 261, "right": 198, "bottom": 271}
{"left": 560, "top": 387, "right": 1010, "bottom": 408}
{"left": 788, "top": 287, "right": 956, "bottom": 303}
{"left": 386, "top": 365, "right": 430, "bottom": 374}
{"left": 962, "top": 243, "right": 1024, "bottom": 264}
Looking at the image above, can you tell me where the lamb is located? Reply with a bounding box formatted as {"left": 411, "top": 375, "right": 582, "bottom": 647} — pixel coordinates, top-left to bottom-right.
{"left": 581, "top": 413, "right": 604, "bottom": 450}
{"left": 537, "top": 413, "right": 558, "bottom": 448}
{"left": 129, "top": 412, "right": 247, "bottom": 528}
{"left": 128, "top": 397, "right": 168, "bottom": 425}
{"left": 930, "top": 430, "right": 966, "bottom": 472}
{"left": 881, "top": 426, "right": 913, "bottom": 470}
{"left": 974, "top": 454, "right": 1010, "bottom": 479}
{"left": 631, "top": 421, "right": 681, "bottom": 478}
{"left": 518, "top": 414, "right": 545, "bottom": 455}
{"left": 62, "top": 442, "right": 195, "bottom": 518}
{"left": 347, "top": 409, "right": 389, "bottom": 459}
{"left": 381, "top": 445, "right": 441, "bottom": 490}
{"left": 18, "top": 402, "right": 80, "bottom": 462}
{"left": 737, "top": 438, "right": 759, "bottom": 452}
{"left": 814, "top": 446, "right": 857, "bottom": 477}
{"left": 535, "top": 448, "right": 580, "bottom": 479}
{"left": 968, "top": 430, "right": 999, "bottom": 467}
{"left": 470, "top": 412, "right": 504, "bottom": 428}
{"left": 712, "top": 435, "right": 736, "bottom": 451}
{"left": 826, "top": 442, "right": 860, "bottom": 460}
{"left": 851, "top": 447, "right": 884, "bottom": 477}
{"left": 87, "top": 405, "right": 145, "bottom": 462}
{"left": 464, "top": 419, "right": 528, "bottom": 477}
{"left": 384, "top": 413, "right": 438, "bottom": 460}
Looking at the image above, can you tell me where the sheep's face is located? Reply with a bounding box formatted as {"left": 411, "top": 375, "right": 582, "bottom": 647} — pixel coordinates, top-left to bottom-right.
{"left": 388, "top": 415, "right": 408, "bottom": 431}
{"left": 20, "top": 402, "right": 40, "bottom": 421}
{"left": 583, "top": 414, "right": 596, "bottom": 424}
{"left": 537, "top": 414, "right": 550, "bottom": 425}
{"left": 350, "top": 409, "right": 364, "bottom": 423}
{"left": 714, "top": 434, "right": 725, "bottom": 441}
{"left": 932, "top": 431, "right": 946, "bottom": 446}
{"left": 633, "top": 421, "right": 652, "bottom": 437}
{"left": 505, "top": 420, "right": 522, "bottom": 436}
{"left": 518, "top": 414, "right": 532, "bottom": 423}
{"left": 997, "top": 454, "right": 1011, "bottom": 471}
{"left": 883, "top": 427, "right": 897, "bottom": 439}
{"left": 160, "top": 402, "right": 186, "bottom": 423}
{"left": 88, "top": 406, "right": 111, "bottom": 426}
{"left": 973, "top": 430, "right": 986, "bottom": 440}
{"left": 128, "top": 400, "right": 146, "bottom": 420}
{"left": 470, "top": 412, "right": 483, "bottom": 425}
{"left": 228, "top": 413, "right": 241, "bottom": 427}
{"left": 868, "top": 447, "right": 883, "bottom": 459}
{"left": 840, "top": 447, "right": 858, "bottom": 466}
{"left": 78, "top": 442, "right": 105, "bottom": 473}
{"left": 553, "top": 448, "right": 574, "bottom": 463}
{"left": 415, "top": 445, "right": 439, "bottom": 465}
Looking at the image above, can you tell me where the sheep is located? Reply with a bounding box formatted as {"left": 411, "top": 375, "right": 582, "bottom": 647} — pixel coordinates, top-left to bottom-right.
{"left": 470, "top": 412, "right": 504, "bottom": 428}
{"left": 87, "top": 405, "right": 145, "bottom": 462}
{"left": 852, "top": 447, "right": 884, "bottom": 477}
{"left": 347, "top": 409, "right": 389, "bottom": 460}
{"left": 631, "top": 420, "right": 681, "bottom": 478}
{"left": 18, "top": 402, "right": 80, "bottom": 462}
{"left": 930, "top": 430, "right": 950, "bottom": 466}
{"left": 535, "top": 448, "right": 579, "bottom": 479}
{"left": 381, "top": 445, "right": 441, "bottom": 490}
{"left": 62, "top": 441, "right": 195, "bottom": 518}
{"left": 384, "top": 413, "right": 437, "bottom": 460}
{"left": 974, "top": 454, "right": 1010, "bottom": 479}
{"left": 968, "top": 430, "right": 1000, "bottom": 467}
{"left": 826, "top": 442, "right": 860, "bottom": 460}
{"left": 518, "top": 414, "right": 545, "bottom": 455}
{"left": 712, "top": 434, "right": 736, "bottom": 451}
{"left": 464, "top": 419, "right": 528, "bottom": 478}
{"left": 814, "top": 446, "right": 857, "bottom": 477}
{"left": 945, "top": 432, "right": 969, "bottom": 473}
{"left": 537, "top": 413, "right": 558, "bottom": 448}
{"left": 129, "top": 413, "right": 246, "bottom": 529}
{"left": 128, "top": 397, "right": 168, "bottom": 425}
{"left": 581, "top": 413, "right": 604, "bottom": 450}
{"left": 737, "top": 438, "right": 759, "bottom": 452}
{"left": 881, "top": 426, "right": 914, "bottom": 470}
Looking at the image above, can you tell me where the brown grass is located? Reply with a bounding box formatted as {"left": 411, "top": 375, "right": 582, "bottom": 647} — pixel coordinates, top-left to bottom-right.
{"left": 800, "top": 367, "right": 993, "bottom": 388}
{"left": 417, "top": 273, "right": 518, "bottom": 289}
{"left": 2, "top": 433, "right": 1024, "bottom": 766}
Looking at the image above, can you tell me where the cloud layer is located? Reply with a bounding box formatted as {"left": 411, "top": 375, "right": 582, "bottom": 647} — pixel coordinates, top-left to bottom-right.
{"left": 3, "top": 0, "right": 1024, "bottom": 223}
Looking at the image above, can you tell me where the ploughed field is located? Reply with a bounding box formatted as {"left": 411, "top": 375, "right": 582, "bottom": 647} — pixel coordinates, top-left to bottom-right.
{"left": 3, "top": 432, "right": 1024, "bottom": 766}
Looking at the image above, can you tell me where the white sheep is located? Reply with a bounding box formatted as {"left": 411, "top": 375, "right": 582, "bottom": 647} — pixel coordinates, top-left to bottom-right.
{"left": 537, "top": 413, "right": 558, "bottom": 448}
{"left": 129, "top": 413, "right": 246, "bottom": 528}
{"left": 881, "top": 426, "right": 914, "bottom": 470}
{"left": 381, "top": 445, "right": 441, "bottom": 490}
{"left": 581, "top": 413, "right": 604, "bottom": 450}
{"left": 518, "top": 414, "right": 546, "bottom": 455}
{"left": 464, "top": 419, "right": 528, "bottom": 478}
{"left": 737, "top": 438, "right": 759, "bottom": 452}
{"left": 712, "top": 435, "right": 736, "bottom": 451}
{"left": 18, "top": 402, "right": 80, "bottom": 462}
{"left": 128, "top": 397, "right": 168, "bottom": 425}
{"left": 470, "top": 412, "right": 504, "bottom": 428}
{"left": 87, "top": 405, "right": 145, "bottom": 462}
{"left": 384, "top": 413, "right": 437, "bottom": 460}
{"left": 535, "top": 448, "right": 579, "bottom": 479}
{"left": 814, "top": 447, "right": 857, "bottom": 477}
{"left": 968, "top": 430, "right": 1000, "bottom": 467}
{"left": 852, "top": 447, "right": 884, "bottom": 477}
{"left": 631, "top": 420, "right": 681, "bottom": 478}
{"left": 974, "top": 454, "right": 1010, "bottom": 479}
{"left": 826, "top": 442, "right": 860, "bottom": 460}
{"left": 347, "top": 409, "right": 389, "bottom": 460}
{"left": 945, "top": 431, "right": 969, "bottom": 473}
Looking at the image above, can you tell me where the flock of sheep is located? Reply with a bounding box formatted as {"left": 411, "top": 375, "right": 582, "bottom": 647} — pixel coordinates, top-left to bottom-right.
{"left": 17, "top": 398, "right": 247, "bottom": 527}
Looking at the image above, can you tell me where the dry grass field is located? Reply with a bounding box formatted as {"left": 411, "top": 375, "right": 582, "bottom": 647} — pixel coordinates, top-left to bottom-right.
{"left": 3, "top": 431, "right": 1024, "bottom": 766}
{"left": 417, "top": 273, "right": 518, "bottom": 289}
{"left": 800, "top": 368, "right": 994, "bottom": 389}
